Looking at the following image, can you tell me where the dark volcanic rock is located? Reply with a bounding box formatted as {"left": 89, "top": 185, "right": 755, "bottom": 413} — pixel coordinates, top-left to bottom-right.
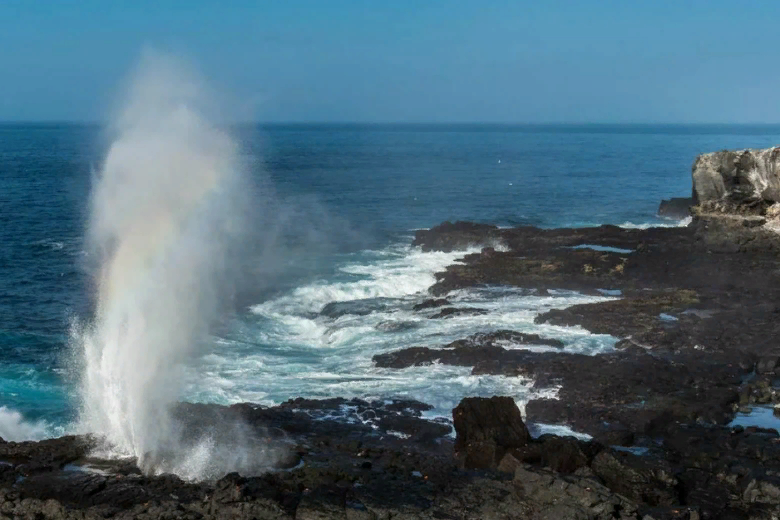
{"left": 404, "top": 215, "right": 780, "bottom": 447}
{"left": 412, "top": 220, "right": 500, "bottom": 252}
{"left": 534, "top": 289, "right": 700, "bottom": 337}
{"left": 501, "top": 435, "right": 597, "bottom": 475}
{"left": 374, "top": 319, "right": 418, "bottom": 332}
{"left": 512, "top": 465, "right": 639, "bottom": 520}
{"left": 319, "top": 298, "right": 392, "bottom": 318}
{"left": 658, "top": 197, "right": 693, "bottom": 219}
{"left": 590, "top": 449, "right": 679, "bottom": 506}
{"left": 0, "top": 436, "right": 93, "bottom": 476}
{"left": 415, "top": 217, "right": 780, "bottom": 298}
{"left": 14, "top": 200, "right": 780, "bottom": 517}
{"left": 412, "top": 298, "right": 450, "bottom": 311}
{"left": 450, "top": 330, "right": 564, "bottom": 349}
{"left": 452, "top": 396, "right": 530, "bottom": 469}
{"left": 7, "top": 395, "right": 780, "bottom": 518}
{"left": 372, "top": 330, "right": 564, "bottom": 369}
{"left": 519, "top": 347, "right": 743, "bottom": 439}
{"left": 428, "top": 306, "right": 487, "bottom": 319}
{"left": 427, "top": 246, "right": 632, "bottom": 296}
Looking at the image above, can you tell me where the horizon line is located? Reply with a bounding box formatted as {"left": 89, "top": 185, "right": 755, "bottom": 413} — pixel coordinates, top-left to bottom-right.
{"left": 3, "top": 120, "right": 780, "bottom": 126}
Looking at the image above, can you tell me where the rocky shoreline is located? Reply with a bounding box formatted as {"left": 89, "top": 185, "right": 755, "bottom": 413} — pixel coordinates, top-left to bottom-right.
{"left": 8, "top": 148, "right": 780, "bottom": 519}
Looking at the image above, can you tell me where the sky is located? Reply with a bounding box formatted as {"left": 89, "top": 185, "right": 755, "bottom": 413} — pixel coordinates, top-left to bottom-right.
{"left": 1, "top": 0, "right": 780, "bottom": 123}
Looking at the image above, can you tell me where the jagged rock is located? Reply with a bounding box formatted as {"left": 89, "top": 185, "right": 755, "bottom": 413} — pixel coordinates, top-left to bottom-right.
{"left": 658, "top": 197, "right": 693, "bottom": 219}
{"left": 767, "top": 203, "right": 780, "bottom": 219}
{"left": 452, "top": 396, "right": 530, "bottom": 469}
{"left": 499, "top": 435, "right": 596, "bottom": 475}
{"left": 372, "top": 330, "right": 563, "bottom": 370}
{"left": 590, "top": 450, "right": 679, "bottom": 507}
{"left": 757, "top": 355, "right": 780, "bottom": 374}
{"left": 412, "top": 298, "right": 450, "bottom": 311}
{"left": 412, "top": 220, "right": 500, "bottom": 252}
{"left": 449, "top": 330, "right": 564, "bottom": 349}
{"left": 374, "top": 320, "right": 418, "bottom": 332}
{"left": 295, "top": 486, "right": 347, "bottom": 520}
{"left": 535, "top": 290, "right": 700, "bottom": 338}
{"left": 513, "top": 465, "right": 639, "bottom": 520}
{"left": 428, "top": 307, "right": 487, "bottom": 319}
{"left": 692, "top": 147, "right": 780, "bottom": 204}
{"left": 319, "top": 298, "right": 392, "bottom": 318}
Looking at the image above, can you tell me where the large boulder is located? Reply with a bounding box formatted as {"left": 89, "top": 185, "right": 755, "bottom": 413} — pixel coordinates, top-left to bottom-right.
{"left": 692, "top": 147, "right": 780, "bottom": 204}
{"left": 452, "top": 396, "right": 530, "bottom": 469}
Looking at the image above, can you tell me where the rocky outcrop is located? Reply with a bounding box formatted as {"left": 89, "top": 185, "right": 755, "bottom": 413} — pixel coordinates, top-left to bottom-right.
{"left": 411, "top": 220, "right": 500, "bottom": 252}
{"left": 692, "top": 147, "right": 780, "bottom": 204}
{"left": 428, "top": 306, "right": 487, "bottom": 319}
{"left": 319, "top": 298, "right": 392, "bottom": 318}
{"left": 452, "top": 397, "right": 780, "bottom": 518}
{"left": 658, "top": 197, "right": 693, "bottom": 219}
{"left": 534, "top": 289, "right": 700, "bottom": 337}
{"left": 452, "top": 396, "right": 530, "bottom": 469}
{"left": 372, "top": 330, "right": 564, "bottom": 369}
{"left": 412, "top": 298, "right": 450, "bottom": 311}
{"left": 5, "top": 396, "right": 780, "bottom": 518}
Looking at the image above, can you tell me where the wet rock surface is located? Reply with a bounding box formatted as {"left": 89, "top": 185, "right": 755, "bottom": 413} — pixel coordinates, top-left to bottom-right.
{"left": 412, "top": 298, "right": 450, "bottom": 311}
{"left": 428, "top": 306, "right": 487, "bottom": 319}
{"left": 373, "top": 330, "right": 564, "bottom": 369}
{"left": 14, "top": 200, "right": 780, "bottom": 516}
{"left": 10, "top": 397, "right": 780, "bottom": 518}
{"left": 404, "top": 217, "right": 780, "bottom": 443}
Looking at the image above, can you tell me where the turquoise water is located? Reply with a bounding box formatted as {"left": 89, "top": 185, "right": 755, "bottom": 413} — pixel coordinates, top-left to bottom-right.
{"left": 2, "top": 123, "right": 780, "bottom": 440}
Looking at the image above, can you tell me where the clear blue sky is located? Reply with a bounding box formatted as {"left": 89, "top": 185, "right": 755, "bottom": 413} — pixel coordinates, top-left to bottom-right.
{"left": 2, "top": 0, "right": 779, "bottom": 123}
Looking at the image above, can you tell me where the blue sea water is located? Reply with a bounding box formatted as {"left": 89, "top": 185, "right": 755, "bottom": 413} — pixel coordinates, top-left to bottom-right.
{"left": 2, "top": 123, "right": 780, "bottom": 440}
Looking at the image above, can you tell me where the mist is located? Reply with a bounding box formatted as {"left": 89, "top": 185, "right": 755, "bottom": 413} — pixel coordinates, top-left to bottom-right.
{"left": 71, "top": 51, "right": 281, "bottom": 479}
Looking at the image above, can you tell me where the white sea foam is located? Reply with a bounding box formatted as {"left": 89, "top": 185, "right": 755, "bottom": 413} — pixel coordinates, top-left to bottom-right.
{"left": 250, "top": 245, "right": 474, "bottom": 317}
{"left": 31, "top": 239, "right": 65, "bottom": 251}
{"left": 184, "top": 242, "right": 619, "bottom": 420}
{"left": 0, "top": 407, "right": 53, "bottom": 442}
{"left": 619, "top": 216, "right": 692, "bottom": 229}
{"left": 528, "top": 423, "right": 593, "bottom": 440}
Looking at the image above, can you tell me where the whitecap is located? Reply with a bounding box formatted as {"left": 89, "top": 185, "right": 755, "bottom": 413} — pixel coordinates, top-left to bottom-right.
{"left": 184, "top": 241, "right": 621, "bottom": 420}
{"left": 619, "top": 216, "right": 691, "bottom": 229}
{"left": 0, "top": 406, "right": 54, "bottom": 441}
{"left": 528, "top": 423, "right": 593, "bottom": 440}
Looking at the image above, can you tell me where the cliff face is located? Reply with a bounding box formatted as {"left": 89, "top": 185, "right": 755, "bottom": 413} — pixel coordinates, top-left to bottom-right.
{"left": 692, "top": 147, "right": 780, "bottom": 204}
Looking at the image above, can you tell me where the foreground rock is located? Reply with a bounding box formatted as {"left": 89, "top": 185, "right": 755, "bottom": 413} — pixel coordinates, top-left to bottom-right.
{"left": 453, "top": 396, "right": 530, "bottom": 469}
{"left": 0, "top": 398, "right": 458, "bottom": 519}
{"left": 457, "top": 397, "right": 780, "bottom": 519}
{"left": 388, "top": 204, "right": 780, "bottom": 517}
{"left": 8, "top": 396, "right": 780, "bottom": 519}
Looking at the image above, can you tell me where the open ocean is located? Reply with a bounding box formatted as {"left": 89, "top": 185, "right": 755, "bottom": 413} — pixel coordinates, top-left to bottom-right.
{"left": 2, "top": 123, "right": 780, "bottom": 441}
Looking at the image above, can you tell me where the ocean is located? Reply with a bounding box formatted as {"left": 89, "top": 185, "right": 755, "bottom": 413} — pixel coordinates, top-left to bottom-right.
{"left": 2, "top": 123, "right": 780, "bottom": 442}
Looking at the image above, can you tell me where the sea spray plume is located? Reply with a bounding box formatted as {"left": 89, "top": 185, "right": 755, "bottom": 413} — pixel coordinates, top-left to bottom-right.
{"left": 74, "top": 52, "right": 280, "bottom": 479}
